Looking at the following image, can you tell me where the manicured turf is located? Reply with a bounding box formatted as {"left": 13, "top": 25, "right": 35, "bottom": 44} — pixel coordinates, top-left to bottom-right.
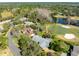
{"left": 47, "top": 24, "right": 79, "bottom": 38}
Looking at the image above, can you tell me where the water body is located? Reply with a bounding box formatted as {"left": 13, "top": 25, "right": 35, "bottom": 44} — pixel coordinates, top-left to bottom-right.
{"left": 57, "top": 18, "right": 68, "bottom": 24}
{"left": 55, "top": 18, "right": 79, "bottom": 26}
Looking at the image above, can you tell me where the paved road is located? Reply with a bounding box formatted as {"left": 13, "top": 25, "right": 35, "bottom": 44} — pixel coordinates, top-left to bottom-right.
{"left": 71, "top": 46, "right": 79, "bottom": 56}
{"left": 8, "top": 32, "right": 21, "bottom": 56}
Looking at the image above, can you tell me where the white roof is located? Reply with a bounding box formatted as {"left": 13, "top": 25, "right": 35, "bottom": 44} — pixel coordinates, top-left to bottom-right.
{"left": 20, "top": 17, "right": 27, "bottom": 21}
{"left": 32, "top": 35, "right": 51, "bottom": 48}
{"left": 25, "top": 21, "right": 34, "bottom": 25}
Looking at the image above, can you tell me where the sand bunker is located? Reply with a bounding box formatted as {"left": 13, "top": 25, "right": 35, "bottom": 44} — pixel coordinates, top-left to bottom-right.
{"left": 64, "top": 34, "right": 76, "bottom": 39}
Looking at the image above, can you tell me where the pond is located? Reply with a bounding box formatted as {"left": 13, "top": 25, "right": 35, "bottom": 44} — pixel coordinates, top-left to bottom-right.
{"left": 57, "top": 18, "right": 68, "bottom": 24}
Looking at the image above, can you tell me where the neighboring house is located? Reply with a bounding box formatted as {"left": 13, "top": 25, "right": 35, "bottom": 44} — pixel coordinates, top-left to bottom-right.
{"left": 0, "top": 20, "right": 11, "bottom": 25}
{"left": 22, "top": 27, "right": 51, "bottom": 49}
{"left": 23, "top": 27, "right": 34, "bottom": 35}
{"left": 25, "top": 21, "right": 34, "bottom": 26}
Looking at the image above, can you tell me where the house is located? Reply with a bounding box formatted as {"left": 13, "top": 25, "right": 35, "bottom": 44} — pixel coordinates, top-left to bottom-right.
{"left": 25, "top": 21, "right": 34, "bottom": 26}
{"left": 19, "top": 17, "right": 28, "bottom": 22}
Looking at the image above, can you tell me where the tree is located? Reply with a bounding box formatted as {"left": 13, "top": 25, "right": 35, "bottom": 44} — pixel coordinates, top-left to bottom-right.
{"left": 18, "top": 33, "right": 47, "bottom": 56}
{"left": 0, "top": 35, "right": 7, "bottom": 49}
{"left": 49, "top": 34, "right": 70, "bottom": 53}
{"left": 29, "top": 10, "right": 50, "bottom": 25}
{"left": 63, "top": 9, "right": 71, "bottom": 25}
{"left": 2, "top": 23, "right": 10, "bottom": 33}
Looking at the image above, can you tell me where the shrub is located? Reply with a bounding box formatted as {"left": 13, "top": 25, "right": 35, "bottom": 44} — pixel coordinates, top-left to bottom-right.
{"left": 0, "top": 35, "right": 7, "bottom": 49}
{"left": 49, "top": 34, "right": 70, "bottom": 53}
{"left": 2, "top": 23, "right": 10, "bottom": 33}
{"left": 18, "top": 33, "right": 47, "bottom": 56}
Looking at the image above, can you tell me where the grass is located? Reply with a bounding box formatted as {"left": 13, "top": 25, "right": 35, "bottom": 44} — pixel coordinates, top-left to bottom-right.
{"left": 47, "top": 24, "right": 79, "bottom": 38}
{"left": 46, "top": 24, "right": 79, "bottom": 45}
{"left": 0, "top": 47, "right": 13, "bottom": 56}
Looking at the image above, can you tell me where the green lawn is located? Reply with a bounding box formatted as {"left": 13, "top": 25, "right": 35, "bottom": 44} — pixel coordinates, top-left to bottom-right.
{"left": 47, "top": 24, "right": 79, "bottom": 38}
{"left": 47, "top": 24, "right": 79, "bottom": 46}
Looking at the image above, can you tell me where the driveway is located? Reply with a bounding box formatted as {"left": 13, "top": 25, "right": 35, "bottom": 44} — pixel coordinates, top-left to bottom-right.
{"left": 7, "top": 31, "right": 21, "bottom": 56}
